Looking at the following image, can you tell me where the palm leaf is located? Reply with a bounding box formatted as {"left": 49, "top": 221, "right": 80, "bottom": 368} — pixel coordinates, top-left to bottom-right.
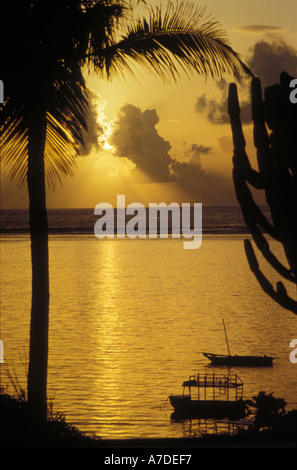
{"left": 93, "top": 2, "right": 254, "bottom": 80}
{"left": 0, "top": 61, "right": 89, "bottom": 189}
{"left": 0, "top": 0, "right": 253, "bottom": 189}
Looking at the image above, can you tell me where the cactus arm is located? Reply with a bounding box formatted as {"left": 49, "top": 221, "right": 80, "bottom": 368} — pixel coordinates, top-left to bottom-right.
{"left": 228, "top": 76, "right": 297, "bottom": 315}
{"left": 228, "top": 82, "right": 265, "bottom": 189}
{"left": 245, "top": 240, "right": 297, "bottom": 314}
{"left": 251, "top": 77, "right": 272, "bottom": 175}
{"left": 232, "top": 160, "right": 296, "bottom": 283}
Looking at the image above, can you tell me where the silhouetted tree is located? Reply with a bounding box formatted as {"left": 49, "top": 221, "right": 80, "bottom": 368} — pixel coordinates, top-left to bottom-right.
{"left": 228, "top": 73, "right": 297, "bottom": 315}
{"left": 0, "top": 0, "right": 252, "bottom": 422}
{"left": 245, "top": 391, "right": 287, "bottom": 432}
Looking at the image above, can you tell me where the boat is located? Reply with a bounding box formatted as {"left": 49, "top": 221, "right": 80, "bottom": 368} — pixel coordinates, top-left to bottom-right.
{"left": 202, "top": 352, "right": 274, "bottom": 367}
{"left": 202, "top": 319, "right": 274, "bottom": 367}
{"left": 169, "top": 372, "right": 247, "bottom": 420}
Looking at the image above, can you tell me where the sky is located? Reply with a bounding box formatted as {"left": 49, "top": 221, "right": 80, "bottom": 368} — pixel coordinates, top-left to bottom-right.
{"left": 1, "top": 0, "right": 297, "bottom": 209}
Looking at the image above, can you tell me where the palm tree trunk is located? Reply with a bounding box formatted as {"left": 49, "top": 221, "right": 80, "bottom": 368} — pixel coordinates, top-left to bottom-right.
{"left": 26, "top": 104, "right": 49, "bottom": 423}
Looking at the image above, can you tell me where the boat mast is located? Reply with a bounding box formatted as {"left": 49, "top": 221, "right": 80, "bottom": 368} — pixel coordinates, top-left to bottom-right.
{"left": 222, "top": 319, "right": 231, "bottom": 356}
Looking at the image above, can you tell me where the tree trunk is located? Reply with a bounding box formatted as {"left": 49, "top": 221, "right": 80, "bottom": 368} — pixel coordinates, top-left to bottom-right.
{"left": 26, "top": 103, "right": 49, "bottom": 423}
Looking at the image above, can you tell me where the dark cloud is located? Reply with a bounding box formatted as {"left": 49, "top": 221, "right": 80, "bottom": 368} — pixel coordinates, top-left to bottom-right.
{"left": 195, "top": 38, "right": 297, "bottom": 125}
{"left": 110, "top": 104, "right": 173, "bottom": 182}
{"left": 247, "top": 39, "right": 297, "bottom": 88}
{"left": 110, "top": 104, "right": 237, "bottom": 204}
{"left": 239, "top": 25, "right": 284, "bottom": 34}
{"left": 170, "top": 159, "right": 236, "bottom": 204}
{"left": 195, "top": 82, "right": 251, "bottom": 125}
{"left": 79, "top": 90, "right": 105, "bottom": 156}
{"left": 110, "top": 104, "right": 213, "bottom": 183}
{"left": 184, "top": 143, "right": 212, "bottom": 169}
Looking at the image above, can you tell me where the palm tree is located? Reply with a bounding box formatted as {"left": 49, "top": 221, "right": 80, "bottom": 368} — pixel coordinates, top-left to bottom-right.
{"left": 245, "top": 391, "right": 287, "bottom": 432}
{"left": 0, "top": 0, "right": 253, "bottom": 422}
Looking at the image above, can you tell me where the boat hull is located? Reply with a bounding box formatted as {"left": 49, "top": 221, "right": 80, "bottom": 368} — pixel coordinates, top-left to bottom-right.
{"left": 169, "top": 395, "right": 246, "bottom": 420}
{"left": 203, "top": 353, "right": 274, "bottom": 367}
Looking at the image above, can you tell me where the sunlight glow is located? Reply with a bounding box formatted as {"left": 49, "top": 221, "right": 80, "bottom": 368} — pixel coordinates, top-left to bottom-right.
{"left": 99, "top": 119, "right": 115, "bottom": 151}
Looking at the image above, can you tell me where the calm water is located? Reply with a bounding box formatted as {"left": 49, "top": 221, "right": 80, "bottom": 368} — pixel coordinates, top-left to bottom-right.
{"left": 1, "top": 208, "right": 296, "bottom": 439}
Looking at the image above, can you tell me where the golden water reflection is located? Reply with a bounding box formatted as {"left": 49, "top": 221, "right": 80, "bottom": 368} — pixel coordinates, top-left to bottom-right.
{"left": 1, "top": 235, "right": 296, "bottom": 439}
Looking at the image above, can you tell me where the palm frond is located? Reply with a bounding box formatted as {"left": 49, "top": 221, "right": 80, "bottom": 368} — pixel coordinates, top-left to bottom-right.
{"left": 93, "top": 1, "right": 253, "bottom": 81}
{"left": 0, "top": 63, "right": 89, "bottom": 189}
{"left": 0, "top": 0, "right": 253, "bottom": 190}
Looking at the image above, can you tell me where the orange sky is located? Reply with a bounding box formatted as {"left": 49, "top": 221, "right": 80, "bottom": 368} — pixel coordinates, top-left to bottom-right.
{"left": 1, "top": 0, "right": 297, "bottom": 209}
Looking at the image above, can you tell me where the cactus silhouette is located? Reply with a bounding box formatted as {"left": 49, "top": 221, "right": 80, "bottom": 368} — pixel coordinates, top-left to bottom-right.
{"left": 228, "top": 72, "right": 297, "bottom": 315}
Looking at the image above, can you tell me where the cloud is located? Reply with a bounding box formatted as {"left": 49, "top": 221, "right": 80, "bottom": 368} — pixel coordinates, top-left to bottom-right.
{"left": 109, "top": 104, "right": 237, "bottom": 204}
{"left": 183, "top": 143, "right": 212, "bottom": 167}
{"left": 238, "top": 25, "right": 284, "bottom": 34}
{"left": 110, "top": 104, "right": 173, "bottom": 182}
{"left": 170, "top": 159, "right": 236, "bottom": 203}
{"left": 79, "top": 90, "right": 107, "bottom": 156}
{"left": 247, "top": 39, "right": 297, "bottom": 88}
{"left": 195, "top": 38, "right": 297, "bottom": 125}
{"left": 195, "top": 80, "right": 251, "bottom": 125}
{"left": 110, "top": 104, "right": 212, "bottom": 184}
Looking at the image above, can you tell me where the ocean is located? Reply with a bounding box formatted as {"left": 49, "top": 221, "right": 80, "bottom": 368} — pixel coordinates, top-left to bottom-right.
{"left": 1, "top": 206, "right": 296, "bottom": 439}
{"left": 0, "top": 205, "right": 266, "bottom": 236}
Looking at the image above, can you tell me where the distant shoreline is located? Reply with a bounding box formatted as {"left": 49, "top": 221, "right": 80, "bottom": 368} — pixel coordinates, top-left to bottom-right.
{"left": 0, "top": 229, "right": 251, "bottom": 235}
{"left": 0, "top": 206, "right": 269, "bottom": 236}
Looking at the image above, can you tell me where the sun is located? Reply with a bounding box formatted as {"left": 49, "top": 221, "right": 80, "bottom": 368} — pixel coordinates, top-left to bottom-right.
{"left": 101, "top": 121, "right": 114, "bottom": 150}
{"left": 96, "top": 105, "right": 114, "bottom": 151}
